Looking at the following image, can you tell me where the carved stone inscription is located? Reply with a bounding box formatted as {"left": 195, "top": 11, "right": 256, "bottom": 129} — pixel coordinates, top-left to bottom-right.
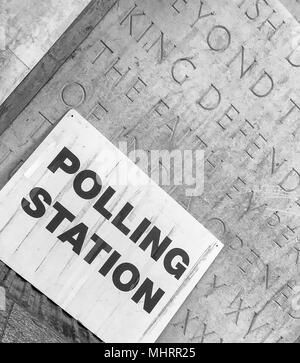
{"left": 0, "top": 0, "right": 300, "bottom": 342}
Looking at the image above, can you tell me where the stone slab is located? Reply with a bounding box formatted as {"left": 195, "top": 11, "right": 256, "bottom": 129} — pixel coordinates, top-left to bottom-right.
{"left": 0, "top": 0, "right": 92, "bottom": 105}
{"left": 281, "top": 0, "right": 300, "bottom": 21}
{"left": 0, "top": 49, "right": 29, "bottom": 108}
{"left": 0, "top": 0, "right": 300, "bottom": 343}
{"left": 1, "top": 303, "right": 63, "bottom": 343}
{"left": 0, "top": 0, "right": 117, "bottom": 136}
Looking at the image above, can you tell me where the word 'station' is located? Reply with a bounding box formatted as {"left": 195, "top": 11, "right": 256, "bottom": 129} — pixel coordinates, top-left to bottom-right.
{"left": 0, "top": 111, "right": 222, "bottom": 343}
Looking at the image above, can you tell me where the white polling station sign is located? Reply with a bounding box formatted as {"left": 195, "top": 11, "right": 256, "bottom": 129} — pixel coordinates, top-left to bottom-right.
{"left": 0, "top": 110, "right": 223, "bottom": 342}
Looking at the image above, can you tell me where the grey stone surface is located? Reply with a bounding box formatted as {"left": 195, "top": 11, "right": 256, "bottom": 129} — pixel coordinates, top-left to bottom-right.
{"left": 0, "top": 0, "right": 117, "bottom": 135}
{"left": 0, "top": 0, "right": 300, "bottom": 343}
{"left": 0, "top": 0, "right": 91, "bottom": 106}
{"left": 1, "top": 304, "right": 63, "bottom": 343}
{"left": 281, "top": 0, "right": 300, "bottom": 21}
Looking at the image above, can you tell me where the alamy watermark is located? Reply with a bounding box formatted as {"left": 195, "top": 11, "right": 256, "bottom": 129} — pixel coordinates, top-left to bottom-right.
{"left": 117, "top": 142, "right": 205, "bottom": 197}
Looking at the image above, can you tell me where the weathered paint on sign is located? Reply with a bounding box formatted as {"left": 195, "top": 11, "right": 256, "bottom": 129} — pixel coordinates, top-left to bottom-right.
{"left": 0, "top": 110, "right": 222, "bottom": 343}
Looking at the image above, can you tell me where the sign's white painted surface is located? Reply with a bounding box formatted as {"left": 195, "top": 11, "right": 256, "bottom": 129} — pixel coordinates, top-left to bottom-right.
{"left": 0, "top": 110, "right": 222, "bottom": 342}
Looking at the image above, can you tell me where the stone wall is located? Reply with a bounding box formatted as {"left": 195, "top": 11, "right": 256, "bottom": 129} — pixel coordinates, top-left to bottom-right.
{"left": 0, "top": 0, "right": 300, "bottom": 343}
{"left": 0, "top": 0, "right": 92, "bottom": 106}
{"left": 281, "top": 0, "right": 300, "bottom": 20}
